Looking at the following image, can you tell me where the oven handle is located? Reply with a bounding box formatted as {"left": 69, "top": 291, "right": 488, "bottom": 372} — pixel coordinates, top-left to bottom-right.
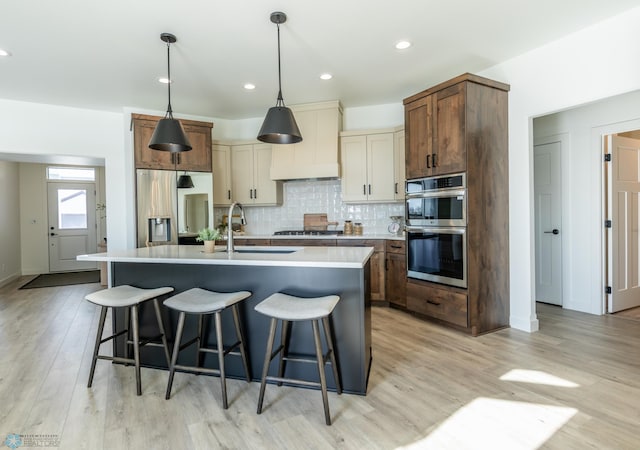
{"left": 406, "top": 226, "right": 466, "bottom": 235}
{"left": 405, "top": 189, "right": 466, "bottom": 199}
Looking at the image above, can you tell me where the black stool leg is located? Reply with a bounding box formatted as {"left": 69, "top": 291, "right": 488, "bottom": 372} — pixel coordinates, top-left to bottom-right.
{"left": 153, "top": 298, "right": 171, "bottom": 367}
{"left": 257, "top": 317, "right": 278, "bottom": 414}
{"left": 196, "top": 314, "right": 206, "bottom": 368}
{"left": 131, "top": 305, "right": 142, "bottom": 396}
{"left": 312, "top": 319, "right": 331, "bottom": 425}
{"left": 214, "top": 311, "right": 228, "bottom": 409}
{"left": 123, "top": 306, "right": 130, "bottom": 363}
{"left": 88, "top": 306, "right": 108, "bottom": 388}
{"left": 231, "top": 304, "right": 251, "bottom": 382}
{"left": 277, "top": 320, "right": 290, "bottom": 386}
{"left": 322, "top": 316, "right": 342, "bottom": 395}
{"left": 166, "top": 311, "right": 186, "bottom": 400}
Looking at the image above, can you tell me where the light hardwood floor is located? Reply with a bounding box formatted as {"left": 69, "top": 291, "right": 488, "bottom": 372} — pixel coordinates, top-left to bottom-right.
{"left": 1, "top": 277, "right": 639, "bottom": 449}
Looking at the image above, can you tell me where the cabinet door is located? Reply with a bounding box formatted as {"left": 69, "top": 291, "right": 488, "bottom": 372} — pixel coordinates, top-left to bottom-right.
{"left": 133, "top": 118, "right": 174, "bottom": 170}
{"left": 177, "top": 124, "right": 212, "bottom": 172}
{"left": 386, "top": 252, "right": 406, "bottom": 307}
{"left": 231, "top": 144, "right": 254, "bottom": 204}
{"left": 340, "top": 135, "right": 368, "bottom": 202}
{"left": 394, "top": 130, "right": 405, "bottom": 201}
{"left": 212, "top": 144, "right": 232, "bottom": 206}
{"left": 367, "top": 133, "right": 395, "bottom": 202}
{"left": 404, "top": 96, "right": 433, "bottom": 179}
{"left": 433, "top": 83, "right": 466, "bottom": 175}
{"left": 253, "top": 144, "right": 280, "bottom": 205}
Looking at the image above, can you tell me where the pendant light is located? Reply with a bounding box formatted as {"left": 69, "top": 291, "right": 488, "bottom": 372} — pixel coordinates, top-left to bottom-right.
{"left": 149, "top": 33, "right": 192, "bottom": 153}
{"left": 257, "top": 12, "right": 302, "bottom": 145}
{"left": 177, "top": 172, "right": 194, "bottom": 188}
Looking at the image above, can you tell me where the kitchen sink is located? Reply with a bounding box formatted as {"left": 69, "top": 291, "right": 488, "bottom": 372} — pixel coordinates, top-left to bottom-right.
{"left": 234, "top": 249, "right": 297, "bottom": 254}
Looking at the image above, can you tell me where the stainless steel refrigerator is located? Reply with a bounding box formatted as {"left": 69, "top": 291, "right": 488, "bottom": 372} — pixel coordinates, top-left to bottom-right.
{"left": 136, "top": 169, "right": 177, "bottom": 247}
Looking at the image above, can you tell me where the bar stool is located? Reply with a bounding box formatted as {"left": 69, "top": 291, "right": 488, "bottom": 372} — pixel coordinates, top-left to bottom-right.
{"left": 85, "top": 284, "right": 174, "bottom": 396}
{"left": 163, "top": 288, "right": 252, "bottom": 409}
{"left": 255, "top": 292, "right": 342, "bottom": 425}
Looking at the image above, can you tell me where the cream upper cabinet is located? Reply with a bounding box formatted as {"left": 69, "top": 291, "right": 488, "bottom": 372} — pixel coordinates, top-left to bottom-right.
{"left": 270, "top": 101, "right": 343, "bottom": 180}
{"left": 394, "top": 129, "right": 405, "bottom": 201}
{"left": 212, "top": 144, "right": 232, "bottom": 207}
{"left": 341, "top": 131, "right": 395, "bottom": 203}
{"left": 231, "top": 143, "right": 282, "bottom": 206}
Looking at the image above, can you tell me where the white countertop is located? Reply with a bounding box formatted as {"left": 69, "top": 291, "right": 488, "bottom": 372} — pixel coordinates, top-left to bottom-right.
{"left": 78, "top": 244, "right": 374, "bottom": 269}
{"left": 239, "top": 233, "right": 405, "bottom": 241}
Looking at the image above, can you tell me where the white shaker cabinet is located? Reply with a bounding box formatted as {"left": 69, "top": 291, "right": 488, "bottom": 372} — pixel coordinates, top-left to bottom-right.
{"left": 394, "top": 129, "right": 405, "bottom": 201}
{"left": 340, "top": 131, "right": 396, "bottom": 203}
{"left": 212, "top": 144, "right": 232, "bottom": 207}
{"left": 231, "top": 143, "right": 282, "bottom": 206}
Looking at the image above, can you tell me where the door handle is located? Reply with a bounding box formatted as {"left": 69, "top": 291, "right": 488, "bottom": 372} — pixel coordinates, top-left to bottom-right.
{"left": 50, "top": 232, "right": 58, "bottom": 236}
{"left": 544, "top": 229, "right": 560, "bottom": 235}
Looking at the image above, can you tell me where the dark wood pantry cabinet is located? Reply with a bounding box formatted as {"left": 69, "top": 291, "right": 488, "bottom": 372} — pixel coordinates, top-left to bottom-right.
{"left": 403, "top": 73, "right": 510, "bottom": 336}
{"left": 132, "top": 113, "right": 213, "bottom": 172}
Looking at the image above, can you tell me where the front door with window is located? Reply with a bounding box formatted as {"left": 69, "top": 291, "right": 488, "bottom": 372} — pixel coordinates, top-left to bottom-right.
{"left": 47, "top": 182, "right": 97, "bottom": 272}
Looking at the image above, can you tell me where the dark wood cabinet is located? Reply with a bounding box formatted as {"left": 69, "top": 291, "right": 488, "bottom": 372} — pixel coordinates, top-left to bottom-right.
{"left": 132, "top": 113, "right": 213, "bottom": 172}
{"left": 385, "top": 240, "right": 406, "bottom": 307}
{"left": 403, "top": 73, "right": 510, "bottom": 336}
{"left": 270, "top": 239, "right": 337, "bottom": 247}
{"left": 341, "top": 240, "right": 385, "bottom": 301}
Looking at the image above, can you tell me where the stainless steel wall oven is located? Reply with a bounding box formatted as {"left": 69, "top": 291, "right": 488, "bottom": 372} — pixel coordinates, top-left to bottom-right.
{"left": 405, "top": 173, "right": 467, "bottom": 288}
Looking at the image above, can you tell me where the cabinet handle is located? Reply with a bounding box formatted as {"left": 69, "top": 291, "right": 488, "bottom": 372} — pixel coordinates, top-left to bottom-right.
{"left": 426, "top": 154, "right": 431, "bottom": 168}
{"left": 368, "top": 184, "right": 372, "bottom": 195}
{"left": 426, "top": 300, "right": 441, "bottom": 306}
{"left": 253, "top": 189, "right": 257, "bottom": 199}
{"left": 363, "top": 184, "right": 366, "bottom": 195}
{"left": 249, "top": 189, "right": 253, "bottom": 199}
{"left": 395, "top": 182, "right": 398, "bottom": 194}
{"left": 227, "top": 190, "right": 231, "bottom": 200}
{"left": 391, "top": 244, "right": 402, "bottom": 249}
{"left": 432, "top": 153, "right": 437, "bottom": 167}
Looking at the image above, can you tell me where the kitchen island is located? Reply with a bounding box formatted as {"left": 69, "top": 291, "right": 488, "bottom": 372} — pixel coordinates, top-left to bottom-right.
{"left": 78, "top": 245, "right": 373, "bottom": 394}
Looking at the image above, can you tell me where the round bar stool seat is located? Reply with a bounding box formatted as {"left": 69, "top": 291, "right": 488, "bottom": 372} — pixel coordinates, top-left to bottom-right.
{"left": 85, "top": 284, "right": 174, "bottom": 396}
{"left": 164, "top": 288, "right": 252, "bottom": 409}
{"left": 255, "top": 292, "right": 342, "bottom": 425}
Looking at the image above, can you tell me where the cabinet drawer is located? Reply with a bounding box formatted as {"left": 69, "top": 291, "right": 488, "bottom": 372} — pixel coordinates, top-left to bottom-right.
{"left": 340, "top": 239, "right": 384, "bottom": 252}
{"left": 234, "top": 239, "right": 270, "bottom": 246}
{"left": 406, "top": 282, "right": 468, "bottom": 328}
{"left": 385, "top": 240, "right": 405, "bottom": 254}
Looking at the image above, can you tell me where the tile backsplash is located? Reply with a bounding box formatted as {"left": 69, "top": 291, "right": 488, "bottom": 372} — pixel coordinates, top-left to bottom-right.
{"left": 214, "top": 179, "right": 404, "bottom": 235}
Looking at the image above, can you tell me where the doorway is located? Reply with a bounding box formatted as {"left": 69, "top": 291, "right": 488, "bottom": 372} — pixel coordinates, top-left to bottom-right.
{"left": 47, "top": 181, "right": 97, "bottom": 272}
{"left": 605, "top": 133, "right": 640, "bottom": 313}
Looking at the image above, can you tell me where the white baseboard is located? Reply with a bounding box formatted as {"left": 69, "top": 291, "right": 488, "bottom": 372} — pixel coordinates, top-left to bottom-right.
{"left": 509, "top": 315, "right": 540, "bottom": 333}
{"left": 0, "top": 273, "right": 21, "bottom": 288}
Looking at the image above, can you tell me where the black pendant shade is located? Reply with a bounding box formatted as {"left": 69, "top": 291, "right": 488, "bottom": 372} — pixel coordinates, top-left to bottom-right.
{"left": 177, "top": 172, "right": 194, "bottom": 188}
{"left": 257, "top": 106, "right": 302, "bottom": 144}
{"left": 257, "top": 12, "right": 302, "bottom": 145}
{"left": 149, "top": 33, "right": 192, "bottom": 153}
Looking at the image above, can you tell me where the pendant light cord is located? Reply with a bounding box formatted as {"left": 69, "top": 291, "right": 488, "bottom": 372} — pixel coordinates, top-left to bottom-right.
{"left": 276, "top": 22, "right": 284, "bottom": 107}
{"left": 166, "top": 40, "right": 174, "bottom": 118}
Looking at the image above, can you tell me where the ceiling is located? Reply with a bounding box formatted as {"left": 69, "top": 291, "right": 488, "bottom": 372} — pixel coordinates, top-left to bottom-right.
{"left": 1, "top": 1, "right": 639, "bottom": 120}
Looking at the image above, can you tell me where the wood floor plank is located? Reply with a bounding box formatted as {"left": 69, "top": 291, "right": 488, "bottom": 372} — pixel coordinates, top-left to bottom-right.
{"left": 2, "top": 278, "right": 640, "bottom": 449}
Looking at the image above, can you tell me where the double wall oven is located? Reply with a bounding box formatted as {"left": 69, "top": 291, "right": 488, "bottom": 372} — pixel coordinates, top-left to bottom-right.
{"left": 405, "top": 173, "right": 467, "bottom": 288}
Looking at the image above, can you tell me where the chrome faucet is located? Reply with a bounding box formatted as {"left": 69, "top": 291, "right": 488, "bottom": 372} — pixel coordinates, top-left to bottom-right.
{"left": 226, "top": 202, "right": 246, "bottom": 253}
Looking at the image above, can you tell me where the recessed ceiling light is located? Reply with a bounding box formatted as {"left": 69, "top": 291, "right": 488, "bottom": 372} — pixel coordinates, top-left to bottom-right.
{"left": 0, "top": 49, "right": 12, "bottom": 57}
{"left": 244, "top": 83, "right": 256, "bottom": 90}
{"left": 320, "top": 73, "right": 333, "bottom": 80}
{"left": 395, "top": 41, "right": 411, "bottom": 50}
{"left": 158, "top": 77, "right": 171, "bottom": 84}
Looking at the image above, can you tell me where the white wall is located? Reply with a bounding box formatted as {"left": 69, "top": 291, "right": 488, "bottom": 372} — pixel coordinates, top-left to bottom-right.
{"left": 18, "top": 164, "right": 49, "bottom": 275}
{"left": 533, "top": 90, "right": 640, "bottom": 314}
{"left": 0, "top": 161, "right": 21, "bottom": 286}
{"left": 480, "top": 6, "right": 640, "bottom": 330}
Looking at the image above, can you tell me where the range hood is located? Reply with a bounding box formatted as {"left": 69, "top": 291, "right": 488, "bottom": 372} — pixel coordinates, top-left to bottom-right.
{"left": 269, "top": 100, "right": 343, "bottom": 181}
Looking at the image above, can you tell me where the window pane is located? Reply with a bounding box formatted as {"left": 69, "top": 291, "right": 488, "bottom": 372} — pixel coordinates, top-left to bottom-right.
{"left": 47, "top": 167, "right": 95, "bottom": 181}
{"left": 58, "top": 189, "right": 87, "bottom": 229}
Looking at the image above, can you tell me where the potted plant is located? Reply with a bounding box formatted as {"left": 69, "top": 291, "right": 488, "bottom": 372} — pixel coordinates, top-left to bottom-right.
{"left": 196, "top": 227, "right": 221, "bottom": 253}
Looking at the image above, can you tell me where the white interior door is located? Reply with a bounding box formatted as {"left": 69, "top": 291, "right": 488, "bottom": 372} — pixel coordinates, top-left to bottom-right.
{"left": 534, "top": 141, "right": 563, "bottom": 305}
{"left": 608, "top": 135, "right": 640, "bottom": 312}
{"left": 47, "top": 182, "right": 97, "bottom": 272}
